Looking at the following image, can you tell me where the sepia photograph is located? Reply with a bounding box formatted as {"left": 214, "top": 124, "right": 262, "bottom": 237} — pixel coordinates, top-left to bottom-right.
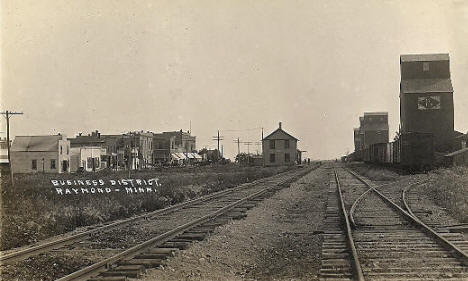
{"left": 1, "top": 1, "right": 468, "bottom": 280}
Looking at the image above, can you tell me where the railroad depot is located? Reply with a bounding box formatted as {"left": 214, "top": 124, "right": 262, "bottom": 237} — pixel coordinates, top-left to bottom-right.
{"left": 262, "top": 122, "right": 301, "bottom": 166}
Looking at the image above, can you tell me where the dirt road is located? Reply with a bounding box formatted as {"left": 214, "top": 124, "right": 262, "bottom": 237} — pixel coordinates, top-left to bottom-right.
{"left": 141, "top": 167, "right": 330, "bottom": 281}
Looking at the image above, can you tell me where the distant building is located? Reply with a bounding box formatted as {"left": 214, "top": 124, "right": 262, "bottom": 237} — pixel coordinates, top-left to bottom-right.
{"left": 70, "top": 146, "right": 104, "bottom": 172}
{"left": 99, "top": 134, "right": 126, "bottom": 169}
{"left": 0, "top": 138, "right": 10, "bottom": 165}
{"left": 153, "top": 133, "right": 176, "bottom": 165}
{"left": 262, "top": 122, "right": 299, "bottom": 166}
{"left": 199, "top": 149, "right": 221, "bottom": 163}
{"left": 296, "top": 149, "right": 302, "bottom": 164}
{"left": 0, "top": 138, "right": 11, "bottom": 173}
{"left": 353, "top": 128, "right": 363, "bottom": 152}
{"left": 126, "top": 131, "right": 153, "bottom": 168}
{"left": 11, "top": 135, "right": 71, "bottom": 173}
{"left": 69, "top": 131, "right": 108, "bottom": 170}
{"left": 400, "top": 53, "right": 454, "bottom": 152}
{"left": 70, "top": 130, "right": 154, "bottom": 170}
{"left": 361, "top": 112, "right": 389, "bottom": 148}
{"left": 452, "top": 131, "right": 468, "bottom": 151}
{"left": 235, "top": 153, "right": 263, "bottom": 166}
{"left": 153, "top": 130, "right": 199, "bottom": 165}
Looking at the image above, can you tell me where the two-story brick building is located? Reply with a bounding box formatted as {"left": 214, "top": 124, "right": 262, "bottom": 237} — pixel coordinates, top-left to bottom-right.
{"left": 262, "top": 122, "right": 299, "bottom": 166}
{"left": 153, "top": 130, "right": 199, "bottom": 165}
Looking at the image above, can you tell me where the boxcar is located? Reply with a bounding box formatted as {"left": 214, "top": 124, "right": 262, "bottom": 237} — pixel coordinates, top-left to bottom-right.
{"left": 396, "top": 132, "right": 434, "bottom": 170}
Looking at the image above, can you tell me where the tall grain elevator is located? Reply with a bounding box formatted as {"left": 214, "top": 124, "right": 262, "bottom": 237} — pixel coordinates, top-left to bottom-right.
{"left": 400, "top": 54, "right": 454, "bottom": 152}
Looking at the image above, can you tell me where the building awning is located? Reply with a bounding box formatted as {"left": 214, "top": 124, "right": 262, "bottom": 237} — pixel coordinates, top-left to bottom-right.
{"left": 185, "top": 153, "right": 195, "bottom": 159}
{"left": 176, "top": 152, "right": 187, "bottom": 160}
{"left": 192, "top": 153, "right": 202, "bottom": 159}
{"left": 171, "top": 153, "right": 181, "bottom": 160}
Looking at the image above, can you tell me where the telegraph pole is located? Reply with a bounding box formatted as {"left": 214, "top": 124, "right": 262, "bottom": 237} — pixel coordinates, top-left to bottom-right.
{"left": 217, "top": 130, "right": 220, "bottom": 152}
{"left": 262, "top": 127, "right": 264, "bottom": 166}
{"left": 233, "top": 137, "right": 241, "bottom": 155}
{"left": 243, "top": 141, "right": 253, "bottom": 154}
{"left": 1, "top": 110, "right": 23, "bottom": 186}
{"left": 211, "top": 130, "right": 224, "bottom": 162}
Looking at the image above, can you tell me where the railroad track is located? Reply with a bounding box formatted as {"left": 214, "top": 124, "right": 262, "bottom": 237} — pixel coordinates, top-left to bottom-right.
{"left": 403, "top": 183, "right": 468, "bottom": 243}
{"left": 319, "top": 167, "right": 468, "bottom": 280}
{"left": 319, "top": 167, "right": 363, "bottom": 281}
{"left": 0, "top": 166, "right": 316, "bottom": 281}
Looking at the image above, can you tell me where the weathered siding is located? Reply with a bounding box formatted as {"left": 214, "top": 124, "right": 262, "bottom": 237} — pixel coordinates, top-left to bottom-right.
{"left": 263, "top": 139, "right": 297, "bottom": 166}
{"left": 11, "top": 151, "right": 58, "bottom": 173}
{"left": 262, "top": 129, "right": 298, "bottom": 167}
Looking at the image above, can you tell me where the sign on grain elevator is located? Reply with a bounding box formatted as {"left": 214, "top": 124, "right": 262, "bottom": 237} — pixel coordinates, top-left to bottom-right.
{"left": 417, "top": 96, "right": 441, "bottom": 110}
{"left": 400, "top": 53, "right": 454, "bottom": 152}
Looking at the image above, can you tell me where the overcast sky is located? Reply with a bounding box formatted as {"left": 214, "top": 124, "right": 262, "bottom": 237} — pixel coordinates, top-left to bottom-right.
{"left": 1, "top": 0, "right": 467, "bottom": 160}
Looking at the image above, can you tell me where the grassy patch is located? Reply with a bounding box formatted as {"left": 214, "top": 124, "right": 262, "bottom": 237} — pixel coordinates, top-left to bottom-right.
{"left": 424, "top": 166, "right": 468, "bottom": 223}
{"left": 0, "top": 164, "right": 290, "bottom": 250}
{"left": 347, "top": 163, "right": 399, "bottom": 181}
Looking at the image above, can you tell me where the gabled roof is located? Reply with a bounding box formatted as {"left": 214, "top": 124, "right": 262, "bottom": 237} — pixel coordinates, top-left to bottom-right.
{"left": 12, "top": 135, "right": 63, "bottom": 152}
{"left": 401, "top": 78, "right": 453, "bottom": 94}
{"left": 263, "top": 128, "right": 298, "bottom": 141}
{"left": 400, "top": 53, "right": 449, "bottom": 62}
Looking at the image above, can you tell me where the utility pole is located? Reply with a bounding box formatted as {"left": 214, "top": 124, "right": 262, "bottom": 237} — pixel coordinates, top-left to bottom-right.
{"left": 243, "top": 141, "right": 253, "bottom": 154}
{"left": 1, "top": 110, "right": 23, "bottom": 186}
{"left": 211, "top": 130, "right": 224, "bottom": 162}
{"left": 254, "top": 142, "right": 261, "bottom": 154}
{"left": 233, "top": 137, "right": 241, "bottom": 155}
{"left": 262, "top": 127, "right": 264, "bottom": 166}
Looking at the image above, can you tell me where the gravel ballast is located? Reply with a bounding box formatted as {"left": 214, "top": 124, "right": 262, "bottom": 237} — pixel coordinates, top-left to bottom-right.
{"left": 141, "top": 167, "right": 330, "bottom": 281}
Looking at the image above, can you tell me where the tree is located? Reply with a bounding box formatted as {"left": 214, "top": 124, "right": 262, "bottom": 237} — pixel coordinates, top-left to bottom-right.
{"left": 235, "top": 153, "right": 249, "bottom": 165}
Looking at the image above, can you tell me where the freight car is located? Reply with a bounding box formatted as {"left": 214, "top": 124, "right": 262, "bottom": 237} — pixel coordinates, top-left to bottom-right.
{"left": 352, "top": 132, "right": 434, "bottom": 171}
{"left": 393, "top": 132, "right": 434, "bottom": 170}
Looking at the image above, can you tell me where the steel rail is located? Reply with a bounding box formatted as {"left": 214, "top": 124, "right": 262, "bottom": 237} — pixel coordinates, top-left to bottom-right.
{"left": 349, "top": 187, "right": 373, "bottom": 229}
{"left": 350, "top": 180, "right": 427, "bottom": 228}
{"left": 347, "top": 169, "right": 468, "bottom": 264}
{"left": 333, "top": 169, "right": 365, "bottom": 281}
{"left": 401, "top": 180, "right": 430, "bottom": 219}
{"left": 0, "top": 169, "right": 294, "bottom": 264}
{"left": 56, "top": 169, "right": 313, "bottom": 281}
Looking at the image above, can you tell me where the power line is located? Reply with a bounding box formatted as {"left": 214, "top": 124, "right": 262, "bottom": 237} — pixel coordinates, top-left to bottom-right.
{"left": 1, "top": 110, "right": 24, "bottom": 186}
{"left": 222, "top": 127, "right": 262, "bottom": 132}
